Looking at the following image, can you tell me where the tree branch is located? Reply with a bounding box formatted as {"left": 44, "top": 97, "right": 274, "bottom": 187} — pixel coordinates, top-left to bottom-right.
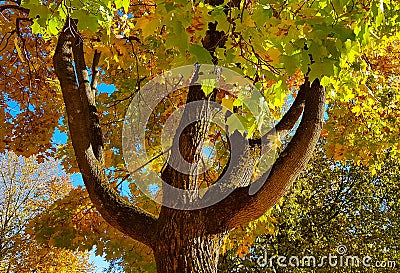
{"left": 204, "top": 79, "right": 326, "bottom": 234}
{"left": 53, "top": 19, "right": 157, "bottom": 248}
{"left": 249, "top": 80, "right": 307, "bottom": 150}
{"left": 0, "top": 4, "right": 29, "bottom": 14}
{"left": 91, "top": 50, "right": 101, "bottom": 91}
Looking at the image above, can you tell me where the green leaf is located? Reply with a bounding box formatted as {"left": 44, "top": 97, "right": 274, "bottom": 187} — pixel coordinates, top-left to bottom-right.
{"left": 77, "top": 15, "right": 100, "bottom": 32}
{"left": 270, "top": 80, "right": 286, "bottom": 108}
{"left": 242, "top": 91, "right": 263, "bottom": 115}
{"left": 331, "top": 0, "right": 350, "bottom": 14}
{"left": 135, "top": 15, "right": 160, "bottom": 38}
{"left": 233, "top": 97, "right": 243, "bottom": 107}
{"left": 31, "top": 19, "right": 41, "bottom": 34}
{"left": 252, "top": 5, "right": 272, "bottom": 27}
{"left": 320, "top": 76, "right": 332, "bottom": 87}
{"left": 280, "top": 54, "right": 299, "bottom": 76}
{"left": 201, "top": 79, "right": 216, "bottom": 96}
{"left": 47, "top": 17, "right": 62, "bottom": 35}
{"left": 24, "top": 4, "right": 49, "bottom": 18}
{"left": 375, "top": 10, "right": 385, "bottom": 27}
{"left": 115, "top": 0, "right": 129, "bottom": 12}
{"left": 336, "top": 28, "right": 355, "bottom": 43}
{"left": 212, "top": 9, "right": 230, "bottom": 31}
{"left": 166, "top": 20, "right": 189, "bottom": 52}
{"left": 308, "top": 61, "right": 335, "bottom": 82}
{"left": 226, "top": 114, "right": 246, "bottom": 134}
{"left": 189, "top": 44, "right": 212, "bottom": 64}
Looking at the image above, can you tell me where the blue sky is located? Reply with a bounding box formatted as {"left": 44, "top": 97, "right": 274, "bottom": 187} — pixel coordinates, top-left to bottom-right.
{"left": 89, "top": 247, "right": 110, "bottom": 272}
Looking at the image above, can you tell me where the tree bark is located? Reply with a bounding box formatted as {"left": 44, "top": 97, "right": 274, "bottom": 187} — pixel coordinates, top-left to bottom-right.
{"left": 154, "top": 210, "right": 226, "bottom": 273}
{"left": 153, "top": 235, "right": 224, "bottom": 273}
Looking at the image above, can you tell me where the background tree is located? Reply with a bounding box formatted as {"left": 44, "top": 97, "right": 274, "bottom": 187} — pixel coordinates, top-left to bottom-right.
{"left": 0, "top": 151, "right": 93, "bottom": 273}
{"left": 219, "top": 145, "right": 400, "bottom": 272}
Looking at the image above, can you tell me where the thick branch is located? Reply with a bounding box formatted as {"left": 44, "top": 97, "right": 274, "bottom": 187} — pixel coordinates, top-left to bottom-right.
{"left": 273, "top": 83, "right": 307, "bottom": 136}
{"left": 53, "top": 20, "right": 157, "bottom": 248}
{"left": 0, "top": 4, "right": 29, "bottom": 13}
{"left": 204, "top": 79, "right": 326, "bottom": 234}
{"left": 71, "top": 28, "right": 104, "bottom": 163}
{"left": 250, "top": 81, "right": 307, "bottom": 149}
{"left": 159, "top": 64, "right": 215, "bottom": 209}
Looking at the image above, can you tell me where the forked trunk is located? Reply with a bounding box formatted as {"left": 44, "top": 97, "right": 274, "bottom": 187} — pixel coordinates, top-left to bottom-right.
{"left": 53, "top": 16, "right": 326, "bottom": 273}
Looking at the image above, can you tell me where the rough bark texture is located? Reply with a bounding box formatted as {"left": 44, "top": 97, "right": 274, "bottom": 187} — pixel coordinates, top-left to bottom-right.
{"left": 53, "top": 16, "right": 326, "bottom": 273}
{"left": 154, "top": 209, "right": 226, "bottom": 272}
{"left": 53, "top": 19, "right": 157, "bottom": 247}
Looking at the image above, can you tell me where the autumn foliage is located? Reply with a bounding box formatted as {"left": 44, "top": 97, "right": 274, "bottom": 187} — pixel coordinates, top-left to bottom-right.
{"left": 0, "top": 151, "right": 92, "bottom": 272}
{"left": 1, "top": 0, "right": 400, "bottom": 271}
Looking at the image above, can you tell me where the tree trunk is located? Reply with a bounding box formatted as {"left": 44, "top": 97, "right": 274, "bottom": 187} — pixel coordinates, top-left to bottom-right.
{"left": 53, "top": 15, "right": 326, "bottom": 273}
{"left": 154, "top": 235, "right": 224, "bottom": 273}
{"left": 154, "top": 211, "right": 226, "bottom": 273}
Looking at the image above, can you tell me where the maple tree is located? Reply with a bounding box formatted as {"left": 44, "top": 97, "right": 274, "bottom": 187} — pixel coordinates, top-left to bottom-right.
{"left": 0, "top": 151, "right": 92, "bottom": 273}
{"left": 1, "top": 0, "right": 400, "bottom": 272}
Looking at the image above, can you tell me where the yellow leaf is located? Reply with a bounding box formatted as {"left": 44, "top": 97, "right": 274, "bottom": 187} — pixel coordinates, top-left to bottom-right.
{"left": 243, "top": 16, "right": 255, "bottom": 27}
{"left": 351, "top": 105, "right": 362, "bottom": 115}
{"left": 14, "top": 38, "right": 25, "bottom": 62}
{"left": 267, "top": 134, "right": 282, "bottom": 149}
{"left": 237, "top": 244, "right": 250, "bottom": 258}
{"left": 105, "top": 150, "right": 114, "bottom": 168}
{"left": 333, "top": 143, "right": 346, "bottom": 160}
{"left": 221, "top": 96, "right": 234, "bottom": 113}
{"left": 267, "top": 47, "right": 281, "bottom": 64}
{"left": 135, "top": 15, "right": 160, "bottom": 38}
